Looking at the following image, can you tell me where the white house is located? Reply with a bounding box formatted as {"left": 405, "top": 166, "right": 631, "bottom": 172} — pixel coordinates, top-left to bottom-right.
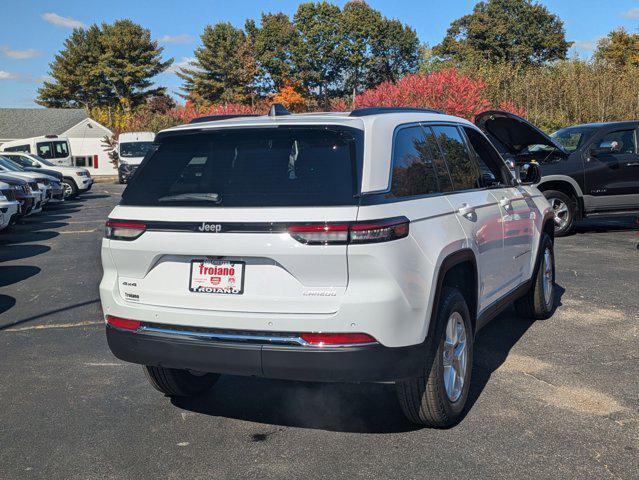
{"left": 0, "top": 108, "right": 117, "bottom": 176}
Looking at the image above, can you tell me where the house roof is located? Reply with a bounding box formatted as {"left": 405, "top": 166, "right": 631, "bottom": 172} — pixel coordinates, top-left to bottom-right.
{"left": 0, "top": 108, "right": 89, "bottom": 140}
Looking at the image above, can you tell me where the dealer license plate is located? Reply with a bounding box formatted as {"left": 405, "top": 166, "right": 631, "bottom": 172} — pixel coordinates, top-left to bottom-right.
{"left": 189, "top": 259, "right": 245, "bottom": 295}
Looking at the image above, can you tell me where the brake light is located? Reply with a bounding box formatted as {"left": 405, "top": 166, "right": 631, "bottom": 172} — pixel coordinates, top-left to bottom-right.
{"left": 105, "top": 220, "right": 146, "bottom": 240}
{"left": 300, "top": 332, "right": 377, "bottom": 346}
{"left": 106, "top": 315, "right": 141, "bottom": 331}
{"left": 288, "top": 224, "right": 349, "bottom": 245}
{"left": 288, "top": 217, "right": 409, "bottom": 245}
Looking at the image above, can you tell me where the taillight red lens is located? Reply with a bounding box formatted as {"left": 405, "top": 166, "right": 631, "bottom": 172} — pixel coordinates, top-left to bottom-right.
{"left": 288, "top": 217, "right": 409, "bottom": 245}
{"left": 349, "top": 217, "right": 409, "bottom": 244}
{"left": 105, "top": 220, "right": 146, "bottom": 240}
{"left": 288, "top": 224, "right": 349, "bottom": 245}
{"left": 300, "top": 332, "right": 377, "bottom": 346}
{"left": 106, "top": 315, "right": 141, "bottom": 331}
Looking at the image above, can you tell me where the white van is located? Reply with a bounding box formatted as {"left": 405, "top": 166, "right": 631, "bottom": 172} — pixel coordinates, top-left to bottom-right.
{"left": 116, "top": 132, "right": 155, "bottom": 183}
{"left": 1, "top": 136, "right": 73, "bottom": 167}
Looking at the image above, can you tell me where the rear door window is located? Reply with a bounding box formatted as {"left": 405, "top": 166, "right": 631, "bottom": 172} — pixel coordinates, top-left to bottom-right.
{"left": 431, "top": 125, "right": 481, "bottom": 191}
{"left": 121, "top": 127, "right": 362, "bottom": 207}
{"left": 597, "top": 129, "right": 637, "bottom": 154}
{"left": 462, "top": 126, "right": 511, "bottom": 187}
{"left": 388, "top": 126, "right": 446, "bottom": 198}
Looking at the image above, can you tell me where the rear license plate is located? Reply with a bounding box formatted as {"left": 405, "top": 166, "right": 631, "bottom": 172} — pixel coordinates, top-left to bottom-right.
{"left": 189, "top": 259, "right": 245, "bottom": 295}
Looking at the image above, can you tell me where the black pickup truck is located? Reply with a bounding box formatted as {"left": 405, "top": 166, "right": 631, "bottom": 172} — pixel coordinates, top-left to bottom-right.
{"left": 476, "top": 112, "right": 639, "bottom": 236}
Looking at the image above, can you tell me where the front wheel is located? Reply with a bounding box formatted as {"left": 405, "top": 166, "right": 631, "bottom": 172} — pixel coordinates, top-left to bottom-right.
{"left": 543, "top": 190, "right": 575, "bottom": 237}
{"left": 144, "top": 366, "right": 219, "bottom": 397}
{"left": 515, "top": 234, "right": 556, "bottom": 320}
{"left": 396, "top": 288, "right": 473, "bottom": 428}
{"left": 61, "top": 178, "right": 78, "bottom": 199}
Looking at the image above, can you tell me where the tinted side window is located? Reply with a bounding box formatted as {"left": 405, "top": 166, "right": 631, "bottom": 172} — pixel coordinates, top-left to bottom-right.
{"left": 432, "top": 125, "right": 480, "bottom": 191}
{"left": 462, "top": 126, "right": 510, "bottom": 187}
{"left": 389, "top": 126, "right": 441, "bottom": 198}
{"left": 4, "top": 144, "right": 30, "bottom": 153}
{"left": 598, "top": 129, "right": 636, "bottom": 154}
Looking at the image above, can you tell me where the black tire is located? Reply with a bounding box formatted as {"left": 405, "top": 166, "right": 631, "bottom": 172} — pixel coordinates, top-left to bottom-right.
{"left": 62, "top": 177, "right": 79, "bottom": 199}
{"left": 396, "top": 288, "right": 474, "bottom": 428}
{"left": 515, "top": 234, "right": 556, "bottom": 320}
{"left": 144, "top": 366, "right": 219, "bottom": 397}
{"left": 543, "top": 190, "right": 575, "bottom": 237}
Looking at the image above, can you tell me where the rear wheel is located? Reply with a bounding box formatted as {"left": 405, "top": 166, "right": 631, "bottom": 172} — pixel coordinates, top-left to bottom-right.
{"left": 144, "top": 366, "right": 219, "bottom": 397}
{"left": 543, "top": 190, "right": 575, "bottom": 237}
{"left": 61, "top": 178, "right": 78, "bottom": 199}
{"left": 396, "top": 288, "right": 473, "bottom": 428}
{"left": 515, "top": 234, "right": 556, "bottom": 320}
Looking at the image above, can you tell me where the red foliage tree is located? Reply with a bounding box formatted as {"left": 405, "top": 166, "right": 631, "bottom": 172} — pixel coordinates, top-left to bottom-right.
{"left": 353, "top": 68, "right": 525, "bottom": 120}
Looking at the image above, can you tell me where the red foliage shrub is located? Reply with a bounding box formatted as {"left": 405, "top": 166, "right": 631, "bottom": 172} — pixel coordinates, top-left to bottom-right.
{"left": 353, "top": 69, "right": 525, "bottom": 120}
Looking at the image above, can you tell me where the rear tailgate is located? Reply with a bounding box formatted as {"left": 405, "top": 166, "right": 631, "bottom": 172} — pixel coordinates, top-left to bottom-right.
{"left": 107, "top": 124, "right": 363, "bottom": 315}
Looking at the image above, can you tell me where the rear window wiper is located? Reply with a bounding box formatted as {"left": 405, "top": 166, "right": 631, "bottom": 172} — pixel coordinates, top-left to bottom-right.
{"left": 157, "top": 193, "right": 221, "bottom": 203}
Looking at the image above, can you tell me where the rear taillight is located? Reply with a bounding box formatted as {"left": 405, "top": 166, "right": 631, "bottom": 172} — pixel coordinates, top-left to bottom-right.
{"left": 288, "top": 217, "right": 409, "bottom": 245}
{"left": 106, "top": 315, "right": 141, "bottom": 331}
{"left": 105, "top": 220, "right": 146, "bottom": 240}
{"left": 300, "top": 332, "right": 377, "bottom": 346}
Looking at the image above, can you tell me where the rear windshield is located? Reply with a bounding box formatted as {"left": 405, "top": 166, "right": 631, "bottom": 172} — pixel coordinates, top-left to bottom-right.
{"left": 120, "top": 142, "right": 155, "bottom": 158}
{"left": 121, "top": 127, "right": 362, "bottom": 207}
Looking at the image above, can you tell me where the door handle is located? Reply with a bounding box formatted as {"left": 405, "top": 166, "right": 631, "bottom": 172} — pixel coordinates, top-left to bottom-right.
{"left": 457, "top": 203, "right": 476, "bottom": 218}
{"left": 627, "top": 162, "right": 639, "bottom": 166}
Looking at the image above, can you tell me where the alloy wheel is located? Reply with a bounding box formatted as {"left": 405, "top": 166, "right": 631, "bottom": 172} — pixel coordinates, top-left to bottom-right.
{"left": 442, "top": 311, "right": 468, "bottom": 402}
{"left": 548, "top": 197, "right": 569, "bottom": 231}
{"left": 542, "top": 247, "right": 554, "bottom": 307}
{"left": 62, "top": 182, "right": 73, "bottom": 199}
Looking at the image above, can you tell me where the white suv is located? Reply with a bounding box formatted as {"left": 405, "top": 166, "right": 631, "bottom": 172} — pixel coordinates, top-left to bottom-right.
{"left": 100, "top": 106, "right": 556, "bottom": 427}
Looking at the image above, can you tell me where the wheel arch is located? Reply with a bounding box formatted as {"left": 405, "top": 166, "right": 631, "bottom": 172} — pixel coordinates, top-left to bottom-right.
{"left": 537, "top": 176, "right": 584, "bottom": 217}
{"left": 428, "top": 249, "right": 478, "bottom": 340}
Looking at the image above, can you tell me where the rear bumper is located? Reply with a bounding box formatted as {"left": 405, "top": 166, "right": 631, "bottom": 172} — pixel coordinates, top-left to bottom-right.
{"left": 106, "top": 325, "right": 426, "bottom": 382}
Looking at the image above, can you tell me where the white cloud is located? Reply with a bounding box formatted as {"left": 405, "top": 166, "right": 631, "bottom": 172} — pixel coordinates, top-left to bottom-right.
{"left": 0, "top": 70, "right": 18, "bottom": 80}
{"left": 41, "top": 12, "right": 85, "bottom": 29}
{"left": 571, "top": 36, "right": 604, "bottom": 54}
{"left": 167, "top": 57, "right": 197, "bottom": 74}
{"left": 160, "top": 34, "right": 194, "bottom": 44}
{"left": 622, "top": 7, "right": 639, "bottom": 19}
{"left": 0, "top": 45, "right": 40, "bottom": 59}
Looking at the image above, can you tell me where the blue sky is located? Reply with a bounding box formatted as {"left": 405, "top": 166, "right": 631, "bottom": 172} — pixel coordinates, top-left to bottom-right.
{"left": 1, "top": 0, "right": 639, "bottom": 108}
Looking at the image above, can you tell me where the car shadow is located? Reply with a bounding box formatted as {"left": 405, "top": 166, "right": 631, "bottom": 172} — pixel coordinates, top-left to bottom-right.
{"left": 573, "top": 216, "right": 638, "bottom": 234}
{"left": 0, "top": 295, "right": 16, "bottom": 315}
{"left": 0, "top": 244, "right": 50, "bottom": 262}
{"left": 0, "top": 265, "right": 41, "bottom": 288}
{"left": 171, "top": 284, "right": 566, "bottom": 434}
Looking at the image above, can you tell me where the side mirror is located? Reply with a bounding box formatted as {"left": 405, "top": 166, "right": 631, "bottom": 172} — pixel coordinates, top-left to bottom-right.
{"left": 519, "top": 162, "right": 541, "bottom": 185}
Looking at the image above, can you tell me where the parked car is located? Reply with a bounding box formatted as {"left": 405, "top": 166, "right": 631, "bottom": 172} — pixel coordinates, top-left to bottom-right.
{"left": 1, "top": 135, "right": 72, "bottom": 166}
{"left": 0, "top": 174, "right": 37, "bottom": 217}
{"left": 0, "top": 157, "right": 56, "bottom": 208}
{"left": 100, "top": 106, "right": 556, "bottom": 428}
{"left": 475, "top": 112, "right": 639, "bottom": 236}
{"left": 0, "top": 181, "right": 21, "bottom": 230}
{"left": 1, "top": 151, "right": 92, "bottom": 199}
{"left": 116, "top": 131, "right": 156, "bottom": 184}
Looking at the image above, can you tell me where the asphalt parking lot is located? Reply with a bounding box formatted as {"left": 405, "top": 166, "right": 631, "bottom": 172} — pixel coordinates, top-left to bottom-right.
{"left": 1, "top": 184, "right": 637, "bottom": 480}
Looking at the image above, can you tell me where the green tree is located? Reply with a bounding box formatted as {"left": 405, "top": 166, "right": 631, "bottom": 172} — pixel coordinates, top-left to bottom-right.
{"left": 99, "top": 20, "right": 172, "bottom": 109}
{"left": 434, "top": 0, "right": 572, "bottom": 66}
{"left": 37, "top": 25, "right": 113, "bottom": 108}
{"left": 178, "top": 23, "right": 256, "bottom": 104}
{"left": 366, "top": 18, "right": 419, "bottom": 88}
{"left": 249, "top": 13, "right": 299, "bottom": 91}
{"left": 594, "top": 28, "right": 639, "bottom": 67}
{"left": 37, "top": 20, "right": 172, "bottom": 109}
{"left": 292, "top": 1, "right": 343, "bottom": 108}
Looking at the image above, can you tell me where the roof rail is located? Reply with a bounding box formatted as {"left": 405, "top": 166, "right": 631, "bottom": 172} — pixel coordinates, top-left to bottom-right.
{"left": 349, "top": 107, "right": 444, "bottom": 117}
{"left": 269, "top": 103, "right": 291, "bottom": 117}
{"left": 189, "top": 114, "right": 259, "bottom": 124}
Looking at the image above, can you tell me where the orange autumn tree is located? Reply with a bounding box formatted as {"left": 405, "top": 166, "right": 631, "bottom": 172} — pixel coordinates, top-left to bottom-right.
{"left": 271, "top": 81, "right": 307, "bottom": 112}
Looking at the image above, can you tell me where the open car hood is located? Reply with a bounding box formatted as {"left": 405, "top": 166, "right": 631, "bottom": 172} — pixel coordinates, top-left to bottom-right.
{"left": 474, "top": 111, "right": 568, "bottom": 157}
